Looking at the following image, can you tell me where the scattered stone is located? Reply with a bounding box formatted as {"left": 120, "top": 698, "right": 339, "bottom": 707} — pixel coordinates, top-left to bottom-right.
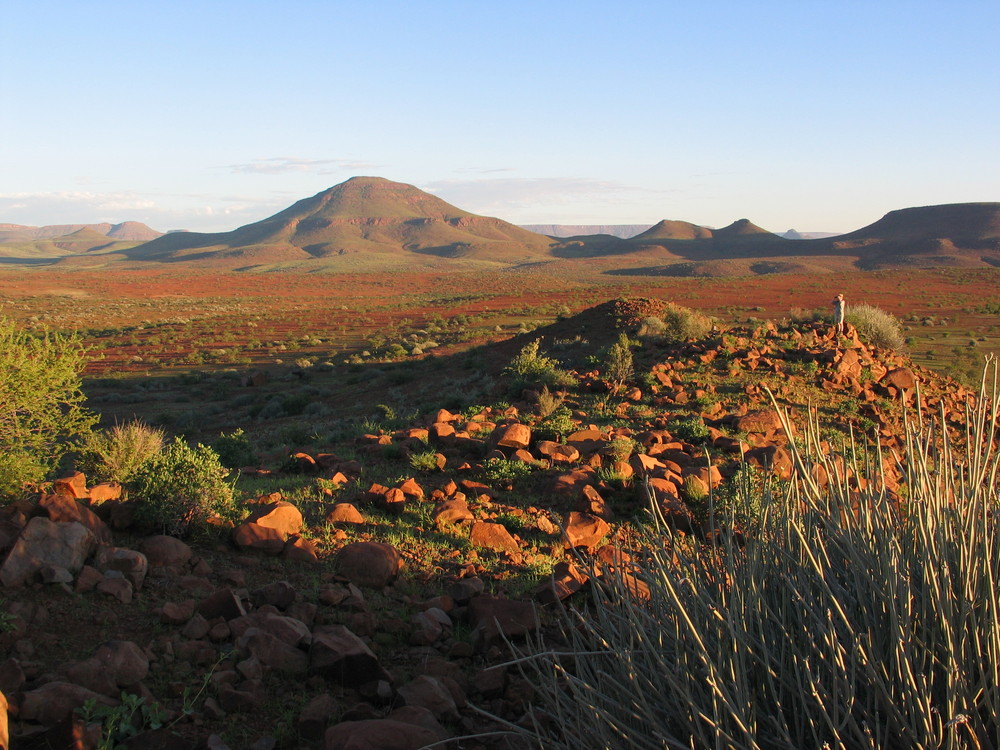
{"left": 469, "top": 522, "right": 521, "bottom": 555}
{"left": 561, "top": 511, "right": 611, "bottom": 551}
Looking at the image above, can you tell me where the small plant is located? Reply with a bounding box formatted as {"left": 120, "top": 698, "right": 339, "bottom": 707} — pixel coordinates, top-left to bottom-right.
{"left": 77, "top": 420, "right": 165, "bottom": 484}
{"left": 605, "top": 436, "right": 638, "bottom": 462}
{"left": 481, "top": 457, "right": 536, "bottom": 484}
{"left": 603, "top": 333, "right": 635, "bottom": 393}
{"left": 504, "top": 339, "right": 575, "bottom": 392}
{"left": 536, "top": 385, "right": 564, "bottom": 418}
{"left": 78, "top": 692, "right": 169, "bottom": 750}
{"left": 409, "top": 449, "right": 441, "bottom": 473}
{"left": 535, "top": 405, "right": 577, "bottom": 440}
{"left": 667, "top": 415, "right": 710, "bottom": 443}
{"left": 127, "top": 438, "right": 237, "bottom": 536}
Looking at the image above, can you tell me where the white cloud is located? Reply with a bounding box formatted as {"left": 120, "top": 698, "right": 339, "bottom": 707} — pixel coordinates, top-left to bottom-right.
{"left": 422, "top": 177, "right": 678, "bottom": 223}
{"left": 225, "top": 157, "right": 378, "bottom": 175}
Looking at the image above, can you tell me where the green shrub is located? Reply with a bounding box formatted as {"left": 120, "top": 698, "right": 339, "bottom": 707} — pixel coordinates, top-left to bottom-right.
{"left": 636, "top": 304, "right": 713, "bottom": 343}
{"left": 212, "top": 428, "right": 258, "bottom": 469}
{"left": 666, "top": 415, "right": 710, "bottom": 443}
{"left": 77, "top": 420, "right": 165, "bottom": 484}
{"left": 602, "top": 333, "right": 634, "bottom": 392}
{"left": 0, "top": 318, "right": 97, "bottom": 497}
{"left": 535, "top": 405, "right": 576, "bottom": 440}
{"left": 409, "top": 449, "right": 440, "bottom": 473}
{"left": 517, "top": 361, "right": 1000, "bottom": 750}
{"left": 504, "top": 340, "right": 575, "bottom": 392}
{"left": 481, "top": 457, "right": 535, "bottom": 484}
{"left": 127, "top": 438, "right": 236, "bottom": 536}
{"left": 846, "top": 302, "right": 906, "bottom": 351}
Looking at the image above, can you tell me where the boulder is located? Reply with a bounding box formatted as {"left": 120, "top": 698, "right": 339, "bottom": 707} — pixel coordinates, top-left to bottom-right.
{"left": 335, "top": 542, "right": 402, "bottom": 588}
{"left": 467, "top": 595, "right": 540, "bottom": 651}
{"left": 469, "top": 522, "right": 521, "bottom": 555}
{"left": 432, "top": 498, "right": 474, "bottom": 529}
{"left": 325, "top": 717, "right": 446, "bottom": 750}
{"left": 309, "top": 625, "right": 383, "bottom": 686}
{"left": 561, "top": 511, "right": 611, "bottom": 551}
{"left": 0, "top": 518, "right": 96, "bottom": 588}
{"left": 138, "top": 535, "right": 193, "bottom": 568}
{"left": 93, "top": 546, "right": 148, "bottom": 589}
{"left": 20, "top": 681, "right": 113, "bottom": 726}
{"left": 245, "top": 500, "right": 303, "bottom": 537}
{"left": 494, "top": 423, "right": 531, "bottom": 450}
{"left": 37, "top": 493, "right": 112, "bottom": 545}
{"left": 396, "top": 675, "right": 459, "bottom": 722}
{"left": 325, "top": 503, "right": 365, "bottom": 525}
{"left": 232, "top": 523, "right": 286, "bottom": 554}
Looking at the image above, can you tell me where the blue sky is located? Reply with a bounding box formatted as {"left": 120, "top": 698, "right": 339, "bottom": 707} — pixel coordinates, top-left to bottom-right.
{"left": 3, "top": 0, "right": 998, "bottom": 234}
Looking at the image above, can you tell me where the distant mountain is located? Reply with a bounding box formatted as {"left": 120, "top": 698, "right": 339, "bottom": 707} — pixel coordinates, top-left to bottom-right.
{"left": 781, "top": 229, "right": 840, "bottom": 240}
{"left": 124, "top": 177, "right": 555, "bottom": 266}
{"left": 520, "top": 224, "right": 652, "bottom": 239}
{"left": 0, "top": 221, "right": 161, "bottom": 243}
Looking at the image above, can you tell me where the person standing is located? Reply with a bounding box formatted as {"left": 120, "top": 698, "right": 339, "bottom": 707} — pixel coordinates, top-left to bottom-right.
{"left": 832, "top": 293, "right": 846, "bottom": 335}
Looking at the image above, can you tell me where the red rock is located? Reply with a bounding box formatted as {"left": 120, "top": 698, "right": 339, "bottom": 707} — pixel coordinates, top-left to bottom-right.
{"left": 336, "top": 542, "right": 402, "bottom": 588}
{"left": 397, "top": 477, "right": 424, "bottom": 501}
{"left": 467, "top": 596, "right": 539, "bottom": 650}
{"left": 562, "top": 511, "right": 611, "bottom": 551}
{"left": 160, "top": 599, "right": 196, "bottom": 624}
{"left": 232, "top": 522, "right": 286, "bottom": 554}
{"left": 96, "top": 576, "right": 133, "bottom": 603}
{"left": 236, "top": 628, "right": 309, "bottom": 675}
{"left": 565, "top": 429, "right": 608, "bottom": 456}
{"left": 396, "top": 675, "right": 459, "bottom": 721}
{"left": 630, "top": 453, "right": 667, "bottom": 477}
{"left": 309, "top": 625, "right": 384, "bottom": 686}
{"left": 20, "top": 681, "right": 112, "bottom": 725}
{"left": 882, "top": 367, "right": 918, "bottom": 392}
{"left": 326, "top": 503, "right": 365, "bottom": 525}
{"left": 246, "top": 500, "right": 302, "bottom": 537}
{"left": 733, "top": 409, "right": 784, "bottom": 434}
{"left": 536, "top": 441, "right": 580, "bottom": 464}
{"left": 432, "top": 498, "right": 474, "bottom": 528}
{"left": 535, "top": 561, "right": 589, "bottom": 604}
{"left": 94, "top": 546, "right": 148, "bottom": 589}
{"left": 299, "top": 693, "right": 339, "bottom": 742}
{"left": 38, "top": 492, "right": 112, "bottom": 545}
{"left": 549, "top": 467, "right": 597, "bottom": 497}
{"left": 494, "top": 423, "right": 531, "bottom": 450}
{"left": 88, "top": 482, "right": 122, "bottom": 504}
{"left": 576, "top": 484, "right": 612, "bottom": 520}
{"left": 0, "top": 517, "right": 96, "bottom": 588}
{"left": 53, "top": 472, "right": 89, "bottom": 499}
{"left": 283, "top": 534, "right": 320, "bottom": 563}
{"left": 138, "top": 535, "right": 193, "bottom": 568}
{"left": 197, "top": 587, "right": 247, "bottom": 621}
{"left": 469, "top": 522, "right": 521, "bottom": 555}
{"left": 324, "top": 717, "right": 445, "bottom": 750}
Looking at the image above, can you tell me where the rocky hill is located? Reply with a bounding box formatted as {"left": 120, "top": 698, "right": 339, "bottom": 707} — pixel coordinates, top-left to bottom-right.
{"left": 0, "top": 297, "right": 978, "bottom": 748}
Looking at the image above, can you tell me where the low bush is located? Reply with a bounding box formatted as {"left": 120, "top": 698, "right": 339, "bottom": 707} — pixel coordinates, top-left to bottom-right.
{"left": 77, "top": 420, "right": 165, "bottom": 484}
{"left": 847, "top": 302, "right": 906, "bottom": 351}
{"left": 636, "top": 303, "right": 712, "bottom": 343}
{"left": 127, "top": 438, "right": 237, "bottom": 536}
{"left": 516, "top": 361, "right": 1000, "bottom": 749}
{"left": 212, "top": 428, "right": 258, "bottom": 469}
{"left": 504, "top": 340, "right": 575, "bottom": 392}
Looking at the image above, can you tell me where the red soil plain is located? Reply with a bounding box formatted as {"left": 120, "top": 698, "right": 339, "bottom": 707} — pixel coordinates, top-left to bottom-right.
{"left": 1, "top": 265, "right": 997, "bottom": 381}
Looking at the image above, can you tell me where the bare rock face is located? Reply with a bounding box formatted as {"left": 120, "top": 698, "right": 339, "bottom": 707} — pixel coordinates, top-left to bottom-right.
{"left": 37, "top": 493, "right": 112, "bottom": 545}
{"left": 0, "top": 517, "right": 96, "bottom": 588}
{"left": 325, "top": 503, "right": 365, "bottom": 525}
{"left": 432, "top": 497, "right": 474, "bottom": 529}
{"left": 335, "top": 542, "right": 402, "bottom": 588}
{"left": 494, "top": 422, "right": 531, "bottom": 450}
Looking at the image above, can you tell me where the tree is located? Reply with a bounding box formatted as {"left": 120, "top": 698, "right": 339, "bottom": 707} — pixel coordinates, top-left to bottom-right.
{"left": 0, "top": 318, "right": 96, "bottom": 497}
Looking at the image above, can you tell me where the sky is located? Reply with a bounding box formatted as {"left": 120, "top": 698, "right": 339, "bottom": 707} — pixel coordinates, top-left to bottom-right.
{"left": 3, "top": 0, "right": 998, "bottom": 235}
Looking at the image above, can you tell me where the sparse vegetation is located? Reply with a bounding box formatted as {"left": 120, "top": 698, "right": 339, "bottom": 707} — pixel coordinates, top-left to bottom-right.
{"left": 636, "top": 302, "right": 713, "bottom": 343}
